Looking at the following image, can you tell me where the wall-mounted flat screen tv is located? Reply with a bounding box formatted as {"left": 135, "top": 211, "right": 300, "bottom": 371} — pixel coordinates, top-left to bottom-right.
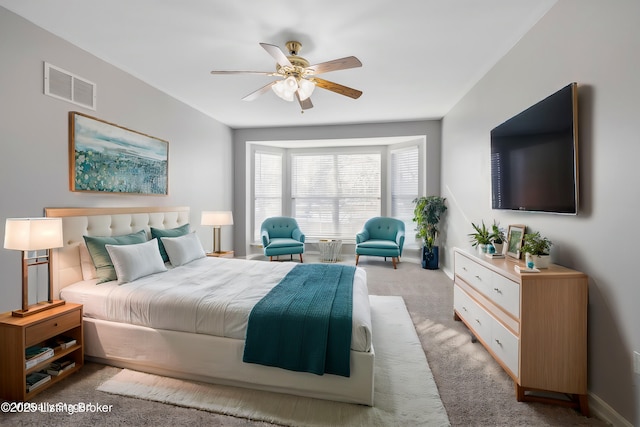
{"left": 490, "top": 83, "right": 578, "bottom": 214}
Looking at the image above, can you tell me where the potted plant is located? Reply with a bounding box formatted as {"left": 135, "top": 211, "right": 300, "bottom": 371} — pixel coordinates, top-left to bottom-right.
{"left": 489, "top": 221, "right": 506, "bottom": 255}
{"left": 469, "top": 221, "right": 492, "bottom": 253}
{"left": 521, "top": 231, "right": 553, "bottom": 268}
{"left": 412, "top": 196, "right": 447, "bottom": 270}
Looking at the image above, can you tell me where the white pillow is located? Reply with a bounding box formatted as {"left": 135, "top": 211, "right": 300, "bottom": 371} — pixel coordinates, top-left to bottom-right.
{"left": 105, "top": 239, "right": 167, "bottom": 284}
{"left": 161, "top": 232, "right": 206, "bottom": 266}
{"left": 79, "top": 242, "right": 97, "bottom": 280}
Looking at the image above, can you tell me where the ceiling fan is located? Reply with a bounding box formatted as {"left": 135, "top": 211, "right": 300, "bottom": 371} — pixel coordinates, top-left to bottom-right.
{"left": 210, "top": 41, "right": 362, "bottom": 111}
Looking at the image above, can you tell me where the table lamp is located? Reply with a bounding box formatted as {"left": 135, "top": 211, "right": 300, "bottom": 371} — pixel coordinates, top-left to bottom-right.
{"left": 201, "top": 211, "right": 233, "bottom": 254}
{"left": 4, "top": 217, "right": 65, "bottom": 317}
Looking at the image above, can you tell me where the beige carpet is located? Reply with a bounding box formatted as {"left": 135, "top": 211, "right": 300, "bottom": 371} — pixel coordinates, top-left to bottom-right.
{"left": 96, "top": 295, "right": 450, "bottom": 427}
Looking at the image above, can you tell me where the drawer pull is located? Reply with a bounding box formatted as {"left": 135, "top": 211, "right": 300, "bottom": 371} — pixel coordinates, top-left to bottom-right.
{"left": 475, "top": 318, "right": 481, "bottom": 324}
{"left": 462, "top": 267, "right": 468, "bottom": 271}
{"left": 495, "top": 339, "right": 502, "bottom": 346}
{"left": 475, "top": 275, "right": 482, "bottom": 281}
{"left": 493, "top": 288, "right": 502, "bottom": 294}
{"left": 54, "top": 323, "right": 58, "bottom": 327}
{"left": 462, "top": 306, "right": 468, "bottom": 312}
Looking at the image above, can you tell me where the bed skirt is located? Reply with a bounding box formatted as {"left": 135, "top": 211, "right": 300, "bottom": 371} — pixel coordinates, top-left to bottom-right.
{"left": 84, "top": 317, "right": 375, "bottom": 406}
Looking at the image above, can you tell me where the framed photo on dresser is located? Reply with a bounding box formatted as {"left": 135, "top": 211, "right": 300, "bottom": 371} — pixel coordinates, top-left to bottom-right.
{"left": 506, "top": 224, "right": 525, "bottom": 259}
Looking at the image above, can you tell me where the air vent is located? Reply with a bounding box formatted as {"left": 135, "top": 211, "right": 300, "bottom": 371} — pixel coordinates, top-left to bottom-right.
{"left": 44, "top": 62, "right": 96, "bottom": 110}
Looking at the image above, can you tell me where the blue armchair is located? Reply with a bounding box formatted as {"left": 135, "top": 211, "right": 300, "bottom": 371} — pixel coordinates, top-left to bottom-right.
{"left": 355, "top": 217, "right": 405, "bottom": 269}
{"left": 261, "top": 217, "right": 305, "bottom": 262}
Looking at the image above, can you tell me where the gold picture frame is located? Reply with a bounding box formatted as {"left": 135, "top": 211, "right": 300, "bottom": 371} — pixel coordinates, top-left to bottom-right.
{"left": 506, "top": 224, "right": 526, "bottom": 259}
{"left": 69, "top": 112, "right": 169, "bottom": 195}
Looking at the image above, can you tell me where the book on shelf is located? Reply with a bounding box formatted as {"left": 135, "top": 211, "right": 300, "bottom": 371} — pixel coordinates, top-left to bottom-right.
{"left": 50, "top": 335, "right": 77, "bottom": 350}
{"left": 25, "top": 346, "right": 54, "bottom": 369}
{"left": 26, "top": 372, "right": 51, "bottom": 392}
{"left": 46, "top": 359, "right": 76, "bottom": 376}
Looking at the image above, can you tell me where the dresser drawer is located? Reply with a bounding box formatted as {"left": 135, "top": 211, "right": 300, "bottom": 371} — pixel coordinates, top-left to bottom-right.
{"left": 454, "top": 284, "right": 474, "bottom": 320}
{"left": 487, "top": 272, "right": 520, "bottom": 319}
{"left": 455, "top": 252, "right": 491, "bottom": 295}
{"left": 454, "top": 285, "right": 491, "bottom": 345}
{"left": 491, "top": 318, "right": 520, "bottom": 378}
{"left": 25, "top": 309, "right": 81, "bottom": 347}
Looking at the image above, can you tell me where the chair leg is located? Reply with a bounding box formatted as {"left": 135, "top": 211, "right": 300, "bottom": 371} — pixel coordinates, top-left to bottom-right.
{"left": 269, "top": 256, "right": 273, "bottom": 262}
{"left": 299, "top": 254, "right": 303, "bottom": 263}
{"left": 355, "top": 254, "right": 359, "bottom": 265}
{"left": 392, "top": 257, "right": 397, "bottom": 269}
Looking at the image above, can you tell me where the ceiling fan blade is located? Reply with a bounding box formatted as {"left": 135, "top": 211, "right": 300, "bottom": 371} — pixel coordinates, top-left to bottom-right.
{"left": 210, "top": 70, "right": 276, "bottom": 75}
{"left": 259, "top": 43, "right": 292, "bottom": 68}
{"left": 313, "top": 78, "right": 362, "bottom": 99}
{"left": 295, "top": 92, "right": 314, "bottom": 110}
{"left": 242, "top": 81, "right": 277, "bottom": 101}
{"left": 307, "top": 56, "right": 362, "bottom": 74}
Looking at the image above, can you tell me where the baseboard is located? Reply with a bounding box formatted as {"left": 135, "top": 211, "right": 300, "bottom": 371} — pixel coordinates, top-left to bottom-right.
{"left": 442, "top": 265, "right": 454, "bottom": 280}
{"left": 589, "top": 392, "right": 633, "bottom": 427}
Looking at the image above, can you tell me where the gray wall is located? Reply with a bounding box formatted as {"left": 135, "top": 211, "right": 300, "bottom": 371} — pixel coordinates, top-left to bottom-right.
{"left": 233, "top": 120, "right": 442, "bottom": 256}
{"left": 440, "top": 1, "right": 640, "bottom": 424}
{"left": 0, "top": 9, "right": 233, "bottom": 312}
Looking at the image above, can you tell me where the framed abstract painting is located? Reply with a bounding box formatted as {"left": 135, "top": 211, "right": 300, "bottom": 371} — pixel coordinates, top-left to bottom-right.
{"left": 69, "top": 112, "right": 168, "bottom": 195}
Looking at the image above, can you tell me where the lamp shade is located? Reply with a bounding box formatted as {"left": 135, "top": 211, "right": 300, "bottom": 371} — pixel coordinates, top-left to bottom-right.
{"left": 272, "top": 77, "right": 298, "bottom": 102}
{"left": 201, "top": 211, "right": 234, "bottom": 227}
{"left": 297, "top": 78, "right": 316, "bottom": 101}
{"left": 4, "top": 218, "right": 64, "bottom": 251}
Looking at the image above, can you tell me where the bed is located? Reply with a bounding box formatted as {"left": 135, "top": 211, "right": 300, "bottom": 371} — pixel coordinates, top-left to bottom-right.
{"left": 46, "top": 207, "right": 375, "bottom": 406}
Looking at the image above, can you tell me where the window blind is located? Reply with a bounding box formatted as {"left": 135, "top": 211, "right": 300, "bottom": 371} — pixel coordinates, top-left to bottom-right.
{"left": 291, "top": 153, "right": 381, "bottom": 239}
{"left": 254, "top": 151, "right": 282, "bottom": 241}
{"left": 391, "top": 146, "right": 419, "bottom": 235}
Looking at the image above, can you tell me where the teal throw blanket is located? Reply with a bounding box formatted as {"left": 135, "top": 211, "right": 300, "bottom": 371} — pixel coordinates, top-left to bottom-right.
{"left": 243, "top": 264, "right": 355, "bottom": 377}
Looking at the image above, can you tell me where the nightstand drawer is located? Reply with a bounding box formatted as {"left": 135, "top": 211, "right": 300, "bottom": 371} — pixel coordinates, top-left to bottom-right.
{"left": 25, "top": 309, "right": 81, "bottom": 347}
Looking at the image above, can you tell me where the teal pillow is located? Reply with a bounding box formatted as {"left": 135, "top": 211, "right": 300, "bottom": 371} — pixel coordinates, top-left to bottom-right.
{"left": 83, "top": 230, "right": 148, "bottom": 283}
{"left": 151, "top": 223, "right": 190, "bottom": 262}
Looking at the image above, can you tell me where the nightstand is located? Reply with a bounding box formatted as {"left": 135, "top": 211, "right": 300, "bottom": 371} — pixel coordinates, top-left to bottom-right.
{"left": 0, "top": 302, "right": 84, "bottom": 401}
{"left": 207, "top": 251, "right": 234, "bottom": 258}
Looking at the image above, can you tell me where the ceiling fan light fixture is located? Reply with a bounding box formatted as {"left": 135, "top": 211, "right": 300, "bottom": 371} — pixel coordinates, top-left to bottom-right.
{"left": 212, "top": 41, "right": 362, "bottom": 108}
{"left": 297, "top": 78, "right": 315, "bottom": 101}
{"left": 272, "top": 76, "right": 298, "bottom": 101}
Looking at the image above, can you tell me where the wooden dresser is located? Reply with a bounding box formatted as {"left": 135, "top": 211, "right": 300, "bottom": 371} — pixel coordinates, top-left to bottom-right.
{"left": 452, "top": 248, "right": 588, "bottom": 415}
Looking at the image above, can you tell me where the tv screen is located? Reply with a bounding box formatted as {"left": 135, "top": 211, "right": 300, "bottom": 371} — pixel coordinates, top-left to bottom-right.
{"left": 491, "top": 83, "right": 578, "bottom": 214}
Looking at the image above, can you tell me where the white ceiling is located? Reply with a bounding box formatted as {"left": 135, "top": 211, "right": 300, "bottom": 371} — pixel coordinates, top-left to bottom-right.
{"left": 1, "top": 0, "right": 556, "bottom": 129}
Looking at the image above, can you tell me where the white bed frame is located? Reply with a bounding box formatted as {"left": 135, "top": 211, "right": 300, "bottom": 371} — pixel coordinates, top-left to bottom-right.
{"left": 46, "top": 207, "right": 375, "bottom": 406}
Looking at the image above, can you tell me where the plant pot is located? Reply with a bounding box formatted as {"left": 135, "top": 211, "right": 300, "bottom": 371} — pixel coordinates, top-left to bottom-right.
{"left": 477, "top": 244, "right": 487, "bottom": 254}
{"left": 492, "top": 242, "right": 504, "bottom": 255}
{"left": 533, "top": 254, "right": 551, "bottom": 269}
{"left": 422, "top": 246, "right": 439, "bottom": 270}
{"left": 525, "top": 253, "right": 551, "bottom": 269}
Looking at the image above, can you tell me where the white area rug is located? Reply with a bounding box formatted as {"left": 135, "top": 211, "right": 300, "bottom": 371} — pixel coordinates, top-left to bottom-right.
{"left": 97, "top": 295, "right": 450, "bottom": 426}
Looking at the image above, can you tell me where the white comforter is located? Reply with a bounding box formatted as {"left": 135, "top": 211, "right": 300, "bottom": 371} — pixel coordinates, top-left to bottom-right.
{"left": 60, "top": 257, "right": 372, "bottom": 352}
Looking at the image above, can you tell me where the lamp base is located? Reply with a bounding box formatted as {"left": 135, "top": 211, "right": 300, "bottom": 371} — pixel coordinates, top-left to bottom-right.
{"left": 12, "top": 299, "right": 65, "bottom": 318}
{"left": 206, "top": 250, "right": 234, "bottom": 259}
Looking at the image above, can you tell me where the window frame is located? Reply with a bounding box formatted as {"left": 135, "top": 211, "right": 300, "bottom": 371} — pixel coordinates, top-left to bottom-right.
{"left": 249, "top": 137, "right": 426, "bottom": 244}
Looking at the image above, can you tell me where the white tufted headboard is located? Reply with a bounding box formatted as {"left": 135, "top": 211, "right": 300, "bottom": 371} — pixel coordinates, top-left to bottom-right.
{"left": 45, "top": 207, "right": 190, "bottom": 298}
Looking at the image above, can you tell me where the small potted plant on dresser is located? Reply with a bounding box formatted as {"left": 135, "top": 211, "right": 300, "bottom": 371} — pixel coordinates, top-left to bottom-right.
{"left": 489, "top": 221, "right": 506, "bottom": 255}
{"left": 412, "top": 196, "right": 447, "bottom": 269}
{"left": 469, "top": 221, "right": 492, "bottom": 254}
{"left": 521, "top": 231, "right": 553, "bottom": 268}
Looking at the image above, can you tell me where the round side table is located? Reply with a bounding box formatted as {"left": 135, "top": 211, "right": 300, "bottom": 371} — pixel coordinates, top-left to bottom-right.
{"left": 318, "top": 239, "right": 342, "bottom": 263}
